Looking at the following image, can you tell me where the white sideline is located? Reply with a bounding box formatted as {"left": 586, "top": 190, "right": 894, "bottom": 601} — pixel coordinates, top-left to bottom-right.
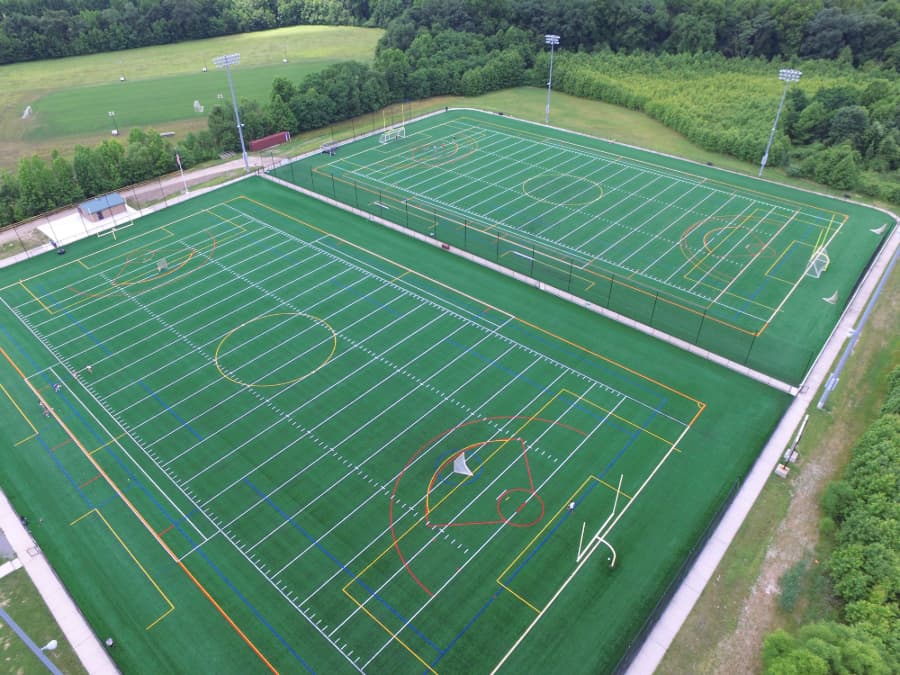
{"left": 625, "top": 217, "right": 899, "bottom": 675}
{"left": 0, "top": 489, "right": 118, "bottom": 674}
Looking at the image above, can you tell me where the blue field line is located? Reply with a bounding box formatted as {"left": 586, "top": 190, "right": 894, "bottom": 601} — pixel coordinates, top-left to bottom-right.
{"left": 429, "top": 587, "right": 504, "bottom": 670}
{"left": 729, "top": 222, "right": 818, "bottom": 322}
{"left": 430, "top": 403, "right": 663, "bottom": 668}
{"left": 446, "top": 337, "right": 634, "bottom": 437}
{"left": 505, "top": 320, "right": 669, "bottom": 409}
{"left": 137, "top": 379, "right": 204, "bottom": 441}
{"left": 1, "top": 328, "right": 310, "bottom": 671}
{"left": 35, "top": 434, "right": 94, "bottom": 509}
{"left": 91, "top": 451, "right": 315, "bottom": 673}
{"left": 328, "top": 273, "right": 405, "bottom": 319}
{"left": 243, "top": 478, "right": 445, "bottom": 655}
{"left": 0, "top": 324, "right": 107, "bottom": 445}
{"left": 34, "top": 284, "right": 113, "bottom": 356}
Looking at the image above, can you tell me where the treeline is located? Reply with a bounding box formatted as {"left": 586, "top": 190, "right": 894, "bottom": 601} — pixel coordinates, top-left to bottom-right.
{"left": 2, "top": 0, "right": 898, "bottom": 69}
{"left": 0, "top": 129, "right": 188, "bottom": 224}
{"left": 546, "top": 51, "right": 900, "bottom": 202}
{"left": 0, "top": 0, "right": 358, "bottom": 64}
{"left": 762, "top": 367, "right": 900, "bottom": 673}
{"left": 374, "top": 0, "right": 899, "bottom": 69}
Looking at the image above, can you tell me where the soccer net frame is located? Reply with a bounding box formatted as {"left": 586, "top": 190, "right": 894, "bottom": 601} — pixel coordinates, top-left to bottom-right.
{"left": 806, "top": 246, "right": 830, "bottom": 278}
{"left": 379, "top": 126, "right": 406, "bottom": 144}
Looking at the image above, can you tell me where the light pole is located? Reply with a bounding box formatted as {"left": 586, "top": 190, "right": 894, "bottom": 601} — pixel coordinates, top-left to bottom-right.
{"left": 758, "top": 68, "right": 801, "bottom": 177}
{"left": 544, "top": 34, "right": 560, "bottom": 125}
{"left": 213, "top": 53, "right": 250, "bottom": 173}
{"left": 108, "top": 111, "right": 118, "bottom": 136}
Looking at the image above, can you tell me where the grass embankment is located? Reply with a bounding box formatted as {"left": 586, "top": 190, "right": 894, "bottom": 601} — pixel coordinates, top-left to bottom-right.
{"left": 659, "top": 260, "right": 899, "bottom": 673}
{"left": 0, "top": 568, "right": 87, "bottom": 674}
{"left": 0, "top": 25, "right": 382, "bottom": 170}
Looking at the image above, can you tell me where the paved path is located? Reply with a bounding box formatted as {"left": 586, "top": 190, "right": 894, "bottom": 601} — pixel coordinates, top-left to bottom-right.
{"left": 626, "top": 218, "right": 900, "bottom": 674}
{"left": 0, "top": 490, "right": 118, "bottom": 674}
{"left": 0, "top": 156, "right": 263, "bottom": 673}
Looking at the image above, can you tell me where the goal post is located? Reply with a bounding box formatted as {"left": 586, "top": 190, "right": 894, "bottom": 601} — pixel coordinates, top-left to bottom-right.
{"left": 576, "top": 474, "right": 623, "bottom": 568}
{"left": 379, "top": 126, "right": 406, "bottom": 144}
{"left": 806, "top": 246, "right": 829, "bottom": 278}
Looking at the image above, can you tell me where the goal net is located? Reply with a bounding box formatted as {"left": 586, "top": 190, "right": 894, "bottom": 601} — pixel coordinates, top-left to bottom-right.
{"left": 806, "top": 247, "right": 829, "bottom": 279}
{"left": 379, "top": 126, "right": 406, "bottom": 144}
{"left": 452, "top": 452, "right": 473, "bottom": 477}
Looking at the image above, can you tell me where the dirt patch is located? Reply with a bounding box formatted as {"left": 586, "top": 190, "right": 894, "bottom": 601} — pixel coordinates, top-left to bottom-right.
{"left": 707, "top": 277, "right": 899, "bottom": 674}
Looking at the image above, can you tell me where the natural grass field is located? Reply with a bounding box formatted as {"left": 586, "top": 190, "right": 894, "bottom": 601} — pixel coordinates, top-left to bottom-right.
{"left": 0, "top": 177, "right": 790, "bottom": 673}
{"left": 0, "top": 568, "right": 87, "bottom": 674}
{"left": 0, "top": 25, "right": 382, "bottom": 170}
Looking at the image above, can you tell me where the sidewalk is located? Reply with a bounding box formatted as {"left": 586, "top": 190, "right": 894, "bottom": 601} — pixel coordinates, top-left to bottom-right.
{"left": 626, "top": 219, "right": 900, "bottom": 674}
{"left": 0, "top": 490, "right": 118, "bottom": 673}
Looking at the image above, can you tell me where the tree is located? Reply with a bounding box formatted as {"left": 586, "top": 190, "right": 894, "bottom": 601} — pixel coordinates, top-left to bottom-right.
{"left": 15, "top": 155, "right": 56, "bottom": 219}
{"left": 827, "top": 105, "right": 869, "bottom": 148}
{"left": 50, "top": 150, "right": 82, "bottom": 205}
{"left": 0, "top": 171, "right": 19, "bottom": 226}
{"left": 793, "top": 101, "right": 830, "bottom": 144}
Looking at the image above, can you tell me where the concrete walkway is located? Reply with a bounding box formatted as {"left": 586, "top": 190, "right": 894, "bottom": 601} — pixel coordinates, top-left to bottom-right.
{"left": 626, "top": 220, "right": 900, "bottom": 674}
{"left": 0, "top": 490, "right": 118, "bottom": 674}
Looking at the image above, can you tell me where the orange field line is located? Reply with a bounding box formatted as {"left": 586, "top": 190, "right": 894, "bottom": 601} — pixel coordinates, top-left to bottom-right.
{"left": 0, "top": 346, "right": 278, "bottom": 674}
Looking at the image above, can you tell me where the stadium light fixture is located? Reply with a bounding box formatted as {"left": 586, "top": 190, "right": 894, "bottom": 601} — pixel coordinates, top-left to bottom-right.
{"left": 758, "top": 68, "right": 801, "bottom": 177}
{"left": 213, "top": 53, "right": 250, "bottom": 173}
{"left": 544, "top": 34, "right": 560, "bottom": 125}
{"left": 108, "top": 111, "right": 118, "bottom": 136}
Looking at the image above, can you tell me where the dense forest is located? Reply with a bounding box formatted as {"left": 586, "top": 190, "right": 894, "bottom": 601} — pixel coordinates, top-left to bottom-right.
{"left": 1, "top": 0, "right": 899, "bottom": 225}
{"left": 762, "top": 367, "right": 899, "bottom": 674}
{"left": 1, "top": 0, "right": 898, "bottom": 67}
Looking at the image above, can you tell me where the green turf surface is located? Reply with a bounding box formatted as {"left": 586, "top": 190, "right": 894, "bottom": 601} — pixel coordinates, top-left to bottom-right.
{"left": 274, "top": 109, "right": 893, "bottom": 384}
{"left": 0, "top": 178, "right": 789, "bottom": 673}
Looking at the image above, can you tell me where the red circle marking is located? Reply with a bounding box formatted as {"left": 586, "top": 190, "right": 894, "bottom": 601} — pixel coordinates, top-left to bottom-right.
{"left": 496, "top": 488, "right": 544, "bottom": 528}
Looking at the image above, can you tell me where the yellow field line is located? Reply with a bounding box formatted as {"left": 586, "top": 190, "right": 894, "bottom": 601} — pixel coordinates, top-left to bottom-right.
{"left": 233, "top": 196, "right": 704, "bottom": 416}
{"left": 89, "top": 433, "right": 129, "bottom": 456}
{"left": 341, "top": 586, "right": 437, "bottom": 674}
{"left": 70, "top": 508, "right": 175, "bottom": 630}
{"left": 496, "top": 474, "right": 631, "bottom": 611}
{"left": 0, "top": 346, "right": 278, "bottom": 673}
{"left": 0, "top": 382, "right": 39, "bottom": 446}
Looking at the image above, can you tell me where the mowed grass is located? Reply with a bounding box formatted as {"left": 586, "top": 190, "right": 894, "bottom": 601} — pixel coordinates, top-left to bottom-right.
{"left": 0, "top": 25, "right": 382, "bottom": 168}
{"left": 0, "top": 568, "right": 87, "bottom": 675}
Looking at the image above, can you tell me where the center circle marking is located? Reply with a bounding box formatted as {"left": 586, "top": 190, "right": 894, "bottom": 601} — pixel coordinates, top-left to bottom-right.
{"left": 214, "top": 312, "right": 337, "bottom": 388}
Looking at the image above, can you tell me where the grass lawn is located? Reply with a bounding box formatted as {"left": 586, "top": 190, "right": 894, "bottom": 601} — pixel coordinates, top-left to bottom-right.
{"left": 658, "top": 242, "right": 899, "bottom": 673}
{"left": 0, "top": 25, "right": 382, "bottom": 170}
{"left": 0, "top": 568, "right": 87, "bottom": 675}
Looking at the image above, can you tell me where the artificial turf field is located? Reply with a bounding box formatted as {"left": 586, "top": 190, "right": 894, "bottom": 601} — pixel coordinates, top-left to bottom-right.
{"left": 274, "top": 109, "right": 893, "bottom": 385}
{"left": 0, "top": 178, "right": 790, "bottom": 673}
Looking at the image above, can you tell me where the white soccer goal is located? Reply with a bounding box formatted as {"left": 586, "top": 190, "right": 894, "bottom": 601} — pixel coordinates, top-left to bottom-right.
{"left": 379, "top": 126, "right": 406, "bottom": 144}
{"left": 156, "top": 258, "right": 169, "bottom": 273}
{"left": 806, "top": 247, "right": 829, "bottom": 278}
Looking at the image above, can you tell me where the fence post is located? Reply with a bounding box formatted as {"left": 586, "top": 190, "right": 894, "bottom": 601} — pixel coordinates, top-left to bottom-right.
{"left": 695, "top": 310, "right": 707, "bottom": 344}
{"left": 607, "top": 274, "right": 615, "bottom": 307}
{"left": 650, "top": 291, "right": 659, "bottom": 325}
